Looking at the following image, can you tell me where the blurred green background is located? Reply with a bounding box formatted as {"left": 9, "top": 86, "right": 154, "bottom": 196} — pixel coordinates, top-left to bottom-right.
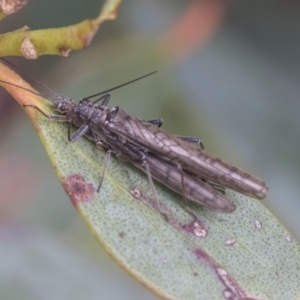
{"left": 1, "top": 0, "right": 300, "bottom": 299}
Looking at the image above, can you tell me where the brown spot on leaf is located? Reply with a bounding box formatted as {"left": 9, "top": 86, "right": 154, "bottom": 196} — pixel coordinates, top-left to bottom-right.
{"left": 254, "top": 219, "right": 262, "bottom": 230}
{"left": 130, "top": 188, "right": 142, "bottom": 199}
{"left": 119, "top": 231, "right": 126, "bottom": 238}
{"left": 59, "top": 47, "right": 71, "bottom": 57}
{"left": 194, "top": 248, "right": 257, "bottom": 299}
{"left": 182, "top": 219, "right": 208, "bottom": 237}
{"left": 64, "top": 174, "right": 94, "bottom": 207}
{"left": 21, "top": 35, "right": 38, "bottom": 59}
{"left": 224, "top": 238, "right": 236, "bottom": 246}
{"left": 194, "top": 248, "right": 210, "bottom": 261}
{"left": 0, "top": 0, "right": 27, "bottom": 15}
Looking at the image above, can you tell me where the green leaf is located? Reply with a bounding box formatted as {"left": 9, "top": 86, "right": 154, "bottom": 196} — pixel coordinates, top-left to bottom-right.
{"left": 1, "top": 62, "right": 300, "bottom": 300}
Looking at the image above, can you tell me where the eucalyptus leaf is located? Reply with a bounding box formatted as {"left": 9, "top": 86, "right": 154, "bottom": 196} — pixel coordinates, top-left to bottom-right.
{"left": 1, "top": 62, "right": 300, "bottom": 300}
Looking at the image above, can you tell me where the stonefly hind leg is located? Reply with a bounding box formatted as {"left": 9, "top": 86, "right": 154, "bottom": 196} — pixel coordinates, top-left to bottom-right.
{"left": 97, "top": 150, "right": 112, "bottom": 192}
{"left": 146, "top": 151, "right": 189, "bottom": 207}
{"left": 146, "top": 120, "right": 204, "bottom": 149}
{"left": 92, "top": 132, "right": 163, "bottom": 214}
{"left": 147, "top": 120, "right": 204, "bottom": 149}
{"left": 176, "top": 136, "right": 204, "bottom": 149}
{"left": 115, "top": 141, "right": 171, "bottom": 219}
{"left": 84, "top": 130, "right": 113, "bottom": 192}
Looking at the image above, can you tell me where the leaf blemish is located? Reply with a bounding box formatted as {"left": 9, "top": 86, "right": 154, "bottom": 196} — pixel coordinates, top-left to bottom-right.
{"left": 224, "top": 238, "right": 236, "bottom": 246}
{"left": 119, "top": 231, "right": 126, "bottom": 238}
{"left": 59, "top": 47, "right": 71, "bottom": 57}
{"left": 130, "top": 188, "right": 142, "bottom": 199}
{"left": 254, "top": 219, "right": 262, "bottom": 230}
{"left": 286, "top": 235, "right": 292, "bottom": 243}
{"left": 64, "top": 174, "right": 94, "bottom": 206}
{"left": 194, "top": 248, "right": 210, "bottom": 261}
{"left": 194, "top": 249, "right": 251, "bottom": 299}
{"left": 21, "top": 35, "right": 38, "bottom": 59}
{"left": 182, "top": 220, "right": 208, "bottom": 238}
